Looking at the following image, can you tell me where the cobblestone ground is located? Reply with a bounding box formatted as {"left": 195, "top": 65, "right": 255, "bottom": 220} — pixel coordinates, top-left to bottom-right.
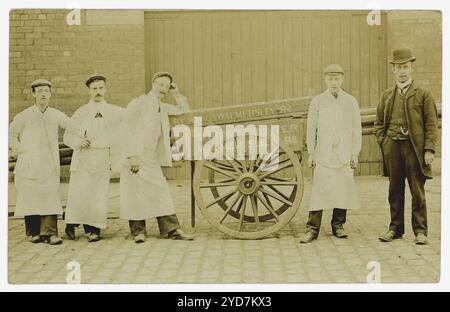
{"left": 8, "top": 176, "right": 441, "bottom": 284}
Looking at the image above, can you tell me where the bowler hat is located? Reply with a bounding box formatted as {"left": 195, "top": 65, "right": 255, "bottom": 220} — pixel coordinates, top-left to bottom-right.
{"left": 86, "top": 74, "right": 106, "bottom": 87}
{"left": 389, "top": 48, "right": 416, "bottom": 64}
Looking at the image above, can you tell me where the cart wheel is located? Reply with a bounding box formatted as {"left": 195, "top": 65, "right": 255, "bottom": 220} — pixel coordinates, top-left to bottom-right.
{"left": 193, "top": 139, "right": 304, "bottom": 240}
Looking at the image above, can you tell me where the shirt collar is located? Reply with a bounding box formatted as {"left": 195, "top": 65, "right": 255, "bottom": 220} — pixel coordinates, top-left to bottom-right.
{"left": 88, "top": 100, "right": 106, "bottom": 111}
{"left": 397, "top": 79, "right": 413, "bottom": 93}
{"left": 326, "top": 89, "right": 343, "bottom": 99}
{"left": 33, "top": 104, "right": 49, "bottom": 114}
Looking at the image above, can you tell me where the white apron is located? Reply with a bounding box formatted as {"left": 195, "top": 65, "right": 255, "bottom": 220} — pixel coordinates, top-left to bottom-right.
{"left": 65, "top": 116, "right": 111, "bottom": 229}
{"left": 309, "top": 164, "right": 360, "bottom": 211}
{"left": 14, "top": 114, "right": 62, "bottom": 217}
{"left": 120, "top": 111, "right": 175, "bottom": 220}
{"left": 307, "top": 90, "right": 362, "bottom": 212}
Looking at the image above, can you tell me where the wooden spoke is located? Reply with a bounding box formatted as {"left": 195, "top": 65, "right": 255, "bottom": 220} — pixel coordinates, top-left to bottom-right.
{"left": 258, "top": 162, "right": 294, "bottom": 180}
{"left": 260, "top": 181, "right": 297, "bottom": 186}
{"left": 263, "top": 192, "right": 275, "bottom": 212}
{"left": 263, "top": 176, "right": 291, "bottom": 182}
{"left": 248, "top": 159, "right": 255, "bottom": 173}
{"left": 226, "top": 159, "right": 243, "bottom": 175}
{"left": 213, "top": 178, "right": 235, "bottom": 184}
{"left": 220, "top": 193, "right": 243, "bottom": 224}
{"left": 266, "top": 184, "right": 290, "bottom": 201}
{"left": 256, "top": 192, "right": 279, "bottom": 222}
{"left": 238, "top": 195, "right": 248, "bottom": 232}
{"left": 212, "top": 161, "right": 239, "bottom": 172}
{"left": 204, "top": 163, "right": 238, "bottom": 179}
{"left": 250, "top": 195, "right": 260, "bottom": 230}
{"left": 241, "top": 159, "right": 248, "bottom": 173}
{"left": 260, "top": 188, "right": 293, "bottom": 206}
{"left": 253, "top": 149, "right": 282, "bottom": 175}
{"left": 205, "top": 188, "right": 237, "bottom": 209}
{"left": 259, "top": 157, "right": 291, "bottom": 172}
{"left": 200, "top": 181, "right": 238, "bottom": 188}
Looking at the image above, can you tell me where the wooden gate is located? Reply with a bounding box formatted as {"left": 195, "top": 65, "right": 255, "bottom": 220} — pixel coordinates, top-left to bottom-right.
{"left": 144, "top": 10, "right": 388, "bottom": 178}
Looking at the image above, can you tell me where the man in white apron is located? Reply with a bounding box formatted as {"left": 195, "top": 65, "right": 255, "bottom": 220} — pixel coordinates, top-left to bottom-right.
{"left": 300, "top": 64, "right": 362, "bottom": 244}
{"left": 9, "top": 79, "right": 69, "bottom": 245}
{"left": 119, "top": 72, "right": 194, "bottom": 243}
{"left": 64, "top": 75, "right": 123, "bottom": 242}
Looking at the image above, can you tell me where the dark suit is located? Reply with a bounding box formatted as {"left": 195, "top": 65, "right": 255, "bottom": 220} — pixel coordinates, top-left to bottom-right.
{"left": 374, "top": 81, "right": 438, "bottom": 236}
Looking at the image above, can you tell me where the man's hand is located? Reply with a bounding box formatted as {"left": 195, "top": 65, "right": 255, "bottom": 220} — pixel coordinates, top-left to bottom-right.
{"left": 350, "top": 155, "right": 359, "bottom": 169}
{"left": 308, "top": 154, "right": 315, "bottom": 168}
{"left": 424, "top": 150, "right": 435, "bottom": 166}
{"left": 79, "top": 139, "right": 91, "bottom": 149}
{"left": 169, "top": 83, "right": 181, "bottom": 97}
{"left": 128, "top": 156, "right": 141, "bottom": 174}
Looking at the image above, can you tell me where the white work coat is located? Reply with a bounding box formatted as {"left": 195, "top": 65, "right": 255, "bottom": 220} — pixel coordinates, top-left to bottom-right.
{"left": 63, "top": 101, "right": 123, "bottom": 228}
{"left": 119, "top": 91, "right": 190, "bottom": 220}
{"left": 9, "top": 105, "right": 69, "bottom": 216}
{"left": 306, "top": 90, "right": 362, "bottom": 211}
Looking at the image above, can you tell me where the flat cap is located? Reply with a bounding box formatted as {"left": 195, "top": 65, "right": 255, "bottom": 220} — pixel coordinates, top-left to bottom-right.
{"left": 152, "top": 71, "right": 173, "bottom": 83}
{"left": 86, "top": 74, "right": 106, "bottom": 87}
{"left": 31, "top": 79, "right": 52, "bottom": 89}
{"left": 323, "top": 64, "right": 345, "bottom": 75}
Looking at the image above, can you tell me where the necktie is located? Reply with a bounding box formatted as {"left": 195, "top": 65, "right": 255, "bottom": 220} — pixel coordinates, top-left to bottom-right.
{"left": 401, "top": 84, "right": 410, "bottom": 95}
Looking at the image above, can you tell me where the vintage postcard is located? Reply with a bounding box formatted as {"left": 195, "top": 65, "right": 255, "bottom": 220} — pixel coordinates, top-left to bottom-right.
{"left": 5, "top": 7, "right": 443, "bottom": 287}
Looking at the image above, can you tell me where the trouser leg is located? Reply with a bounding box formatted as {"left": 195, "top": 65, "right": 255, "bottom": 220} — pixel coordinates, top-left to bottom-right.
{"left": 331, "top": 208, "right": 347, "bottom": 232}
{"left": 25, "top": 215, "right": 41, "bottom": 237}
{"left": 402, "top": 141, "right": 428, "bottom": 236}
{"left": 157, "top": 214, "right": 180, "bottom": 236}
{"left": 83, "top": 225, "right": 101, "bottom": 235}
{"left": 306, "top": 210, "right": 323, "bottom": 235}
{"left": 129, "top": 220, "right": 146, "bottom": 237}
{"left": 40, "top": 215, "right": 58, "bottom": 237}
{"left": 383, "top": 139, "right": 406, "bottom": 236}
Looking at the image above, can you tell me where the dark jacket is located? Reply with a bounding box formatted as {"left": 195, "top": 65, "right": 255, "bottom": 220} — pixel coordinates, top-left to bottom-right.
{"left": 374, "top": 81, "right": 438, "bottom": 179}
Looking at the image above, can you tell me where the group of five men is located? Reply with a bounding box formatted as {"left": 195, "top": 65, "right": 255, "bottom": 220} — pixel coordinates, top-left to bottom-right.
{"left": 10, "top": 48, "right": 438, "bottom": 246}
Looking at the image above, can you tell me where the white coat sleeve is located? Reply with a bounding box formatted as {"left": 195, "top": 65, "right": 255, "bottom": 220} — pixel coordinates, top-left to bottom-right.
{"left": 306, "top": 98, "right": 319, "bottom": 156}
{"left": 57, "top": 110, "right": 70, "bottom": 130}
{"left": 63, "top": 108, "right": 84, "bottom": 150}
{"left": 164, "top": 94, "right": 191, "bottom": 116}
{"left": 352, "top": 99, "right": 363, "bottom": 157}
{"left": 9, "top": 113, "right": 26, "bottom": 155}
{"left": 122, "top": 99, "right": 146, "bottom": 158}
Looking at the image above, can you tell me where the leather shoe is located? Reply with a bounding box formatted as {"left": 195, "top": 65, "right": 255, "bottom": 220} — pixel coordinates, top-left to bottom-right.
{"left": 48, "top": 235, "right": 63, "bottom": 245}
{"left": 415, "top": 233, "right": 428, "bottom": 245}
{"left": 134, "top": 234, "right": 146, "bottom": 244}
{"left": 29, "top": 235, "right": 42, "bottom": 244}
{"left": 379, "top": 230, "right": 402, "bottom": 242}
{"left": 168, "top": 229, "right": 195, "bottom": 240}
{"left": 333, "top": 228, "right": 348, "bottom": 239}
{"left": 88, "top": 233, "right": 100, "bottom": 243}
{"left": 299, "top": 231, "right": 317, "bottom": 244}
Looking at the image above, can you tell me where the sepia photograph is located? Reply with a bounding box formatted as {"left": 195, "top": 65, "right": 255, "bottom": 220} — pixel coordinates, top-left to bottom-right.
{"left": 4, "top": 5, "right": 443, "bottom": 287}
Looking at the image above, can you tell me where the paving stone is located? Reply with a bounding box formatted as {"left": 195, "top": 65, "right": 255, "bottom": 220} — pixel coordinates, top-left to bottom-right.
{"left": 7, "top": 177, "right": 441, "bottom": 284}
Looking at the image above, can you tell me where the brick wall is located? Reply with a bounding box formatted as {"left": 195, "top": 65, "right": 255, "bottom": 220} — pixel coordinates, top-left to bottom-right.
{"left": 386, "top": 11, "right": 442, "bottom": 103}
{"left": 9, "top": 9, "right": 146, "bottom": 121}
